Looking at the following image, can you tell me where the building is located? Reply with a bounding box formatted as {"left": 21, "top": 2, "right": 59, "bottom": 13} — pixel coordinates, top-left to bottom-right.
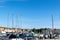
{"left": 0, "top": 26, "right": 30, "bottom": 33}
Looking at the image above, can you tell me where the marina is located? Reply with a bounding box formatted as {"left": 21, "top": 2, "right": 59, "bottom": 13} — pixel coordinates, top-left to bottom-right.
{"left": 0, "top": 0, "right": 59, "bottom": 40}
{"left": 0, "top": 26, "right": 60, "bottom": 40}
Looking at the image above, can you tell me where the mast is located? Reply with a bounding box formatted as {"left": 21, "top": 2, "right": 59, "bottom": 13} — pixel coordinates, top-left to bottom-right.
{"left": 16, "top": 14, "right": 18, "bottom": 32}
{"left": 7, "top": 13, "right": 9, "bottom": 27}
{"left": 20, "top": 15, "right": 23, "bottom": 33}
{"left": 51, "top": 15, "right": 54, "bottom": 35}
{"left": 21, "top": 15, "right": 22, "bottom": 28}
{"left": 6, "top": 13, "right": 9, "bottom": 32}
{"left": 12, "top": 14, "right": 14, "bottom": 32}
{"left": 52, "top": 15, "right": 54, "bottom": 30}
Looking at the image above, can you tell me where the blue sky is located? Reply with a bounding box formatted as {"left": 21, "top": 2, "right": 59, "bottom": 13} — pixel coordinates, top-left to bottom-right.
{"left": 0, "top": 0, "right": 60, "bottom": 29}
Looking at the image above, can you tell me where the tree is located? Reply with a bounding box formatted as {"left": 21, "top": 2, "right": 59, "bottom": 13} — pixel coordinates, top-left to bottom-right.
{"left": 32, "top": 28, "right": 48, "bottom": 34}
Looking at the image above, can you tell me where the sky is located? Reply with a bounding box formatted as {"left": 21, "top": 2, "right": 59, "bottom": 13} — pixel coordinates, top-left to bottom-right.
{"left": 0, "top": 0, "right": 60, "bottom": 29}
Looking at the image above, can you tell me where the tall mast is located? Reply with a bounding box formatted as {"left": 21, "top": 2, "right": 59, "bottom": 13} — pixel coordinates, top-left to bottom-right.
{"left": 20, "top": 15, "right": 23, "bottom": 33}
{"left": 21, "top": 15, "right": 22, "bottom": 29}
{"left": 52, "top": 15, "right": 54, "bottom": 30}
{"left": 6, "top": 13, "right": 9, "bottom": 28}
{"left": 6, "top": 13, "right": 9, "bottom": 32}
{"left": 16, "top": 14, "right": 18, "bottom": 32}
{"left": 15, "top": 14, "right": 17, "bottom": 32}
{"left": 12, "top": 14, "right": 14, "bottom": 32}
{"left": 51, "top": 15, "right": 54, "bottom": 35}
